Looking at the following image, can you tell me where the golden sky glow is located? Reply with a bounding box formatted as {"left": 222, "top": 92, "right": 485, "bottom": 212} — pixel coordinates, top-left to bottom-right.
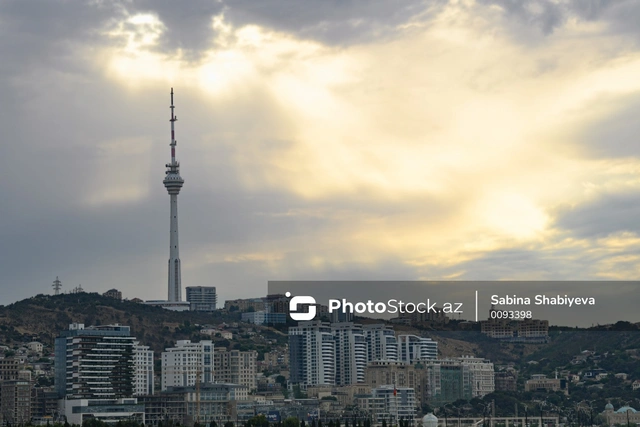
{"left": 90, "top": 1, "right": 640, "bottom": 290}
{"left": 4, "top": 0, "right": 640, "bottom": 302}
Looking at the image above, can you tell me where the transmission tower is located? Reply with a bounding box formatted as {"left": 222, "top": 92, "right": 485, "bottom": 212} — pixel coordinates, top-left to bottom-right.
{"left": 52, "top": 276, "right": 62, "bottom": 295}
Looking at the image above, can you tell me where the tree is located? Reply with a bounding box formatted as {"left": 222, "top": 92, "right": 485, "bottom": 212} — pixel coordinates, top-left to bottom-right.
{"left": 284, "top": 417, "right": 300, "bottom": 427}
{"left": 293, "top": 385, "right": 307, "bottom": 399}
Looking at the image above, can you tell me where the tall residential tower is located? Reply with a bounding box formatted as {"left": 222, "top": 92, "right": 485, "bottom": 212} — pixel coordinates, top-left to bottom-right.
{"left": 164, "top": 88, "right": 184, "bottom": 302}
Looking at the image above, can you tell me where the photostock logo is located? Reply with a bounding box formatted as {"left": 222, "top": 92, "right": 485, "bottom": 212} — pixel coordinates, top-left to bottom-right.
{"left": 286, "top": 292, "right": 316, "bottom": 321}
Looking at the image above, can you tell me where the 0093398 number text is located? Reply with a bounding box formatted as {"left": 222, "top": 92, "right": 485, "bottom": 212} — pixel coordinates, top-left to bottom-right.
{"left": 490, "top": 310, "right": 532, "bottom": 319}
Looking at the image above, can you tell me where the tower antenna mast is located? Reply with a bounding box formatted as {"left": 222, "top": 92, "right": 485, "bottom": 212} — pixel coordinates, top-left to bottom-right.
{"left": 52, "top": 276, "right": 62, "bottom": 295}
{"left": 163, "top": 88, "right": 185, "bottom": 302}
{"left": 170, "top": 88, "right": 177, "bottom": 165}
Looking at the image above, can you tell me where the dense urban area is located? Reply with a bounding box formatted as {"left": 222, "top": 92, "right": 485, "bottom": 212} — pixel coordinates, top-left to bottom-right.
{"left": 0, "top": 288, "right": 639, "bottom": 427}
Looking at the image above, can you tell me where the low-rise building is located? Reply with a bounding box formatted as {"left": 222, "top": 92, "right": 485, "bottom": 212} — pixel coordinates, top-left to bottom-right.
{"left": 224, "top": 298, "right": 267, "bottom": 312}
{"left": 602, "top": 404, "right": 640, "bottom": 427}
{"left": 201, "top": 329, "right": 233, "bottom": 339}
{"left": 61, "top": 398, "right": 145, "bottom": 425}
{"left": 241, "top": 311, "right": 286, "bottom": 325}
{"left": 103, "top": 288, "right": 123, "bottom": 300}
{"left": 524, "top": 374, "right": 568, "bottom": 395}
{"left": 141, "top": 384, "right": 248, "bottom": 426}
{"left": 356, "top": 386, "right": 416, "bottom": 423}
{"left": 495, "top": 371, "right": 517, "bottom": 392}
{"left": 480, "top": 315, "right": 548, "bottom": 342}
{"left": 27, "top": 341, "right": 44, "bottom": 354}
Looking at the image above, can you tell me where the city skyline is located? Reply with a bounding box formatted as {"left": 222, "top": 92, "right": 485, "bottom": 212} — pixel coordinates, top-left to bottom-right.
{"left": 4, "top": 1, "right": 640, "bottom": 305}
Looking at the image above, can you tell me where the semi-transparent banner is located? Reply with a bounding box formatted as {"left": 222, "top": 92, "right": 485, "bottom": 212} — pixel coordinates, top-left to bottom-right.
{"left": 268, "top": 281, "right": 639, "bottom": 327}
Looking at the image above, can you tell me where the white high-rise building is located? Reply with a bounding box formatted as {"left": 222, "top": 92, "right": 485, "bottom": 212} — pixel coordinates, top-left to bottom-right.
{"left": 133, "top": 343, "right": 154, "bottom": 396}
{"left": 397, "top": 335, "right": 437, "bottom": 363}
{"left": 332, "top": 322, "right": 367, "bottom": 385}
{"left": 161, "top": 340, "right": 214, "bottom": 390}
{"left": 163, "top": 88, "right": 185, "bottom": 302}
{"left": 289, "top": 321, "right": 335, "bottom": 386}
{"left": 456, "top": 355, "right": 495, "bottom": 397}
{"left": 363, "top": 324, "right": 398, "bottom": 362}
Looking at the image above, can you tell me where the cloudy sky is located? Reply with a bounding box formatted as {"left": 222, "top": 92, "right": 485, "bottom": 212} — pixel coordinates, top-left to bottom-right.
{"left": 2, "top": 0, "right": 640, "bottom": 307}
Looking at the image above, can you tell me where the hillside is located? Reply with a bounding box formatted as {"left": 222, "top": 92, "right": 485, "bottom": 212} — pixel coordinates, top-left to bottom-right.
{"left": 0, "top": 293, "right": 287, "bottom": 354}
{"left": 2, "top": 293, "right": 640, "bottom": 371}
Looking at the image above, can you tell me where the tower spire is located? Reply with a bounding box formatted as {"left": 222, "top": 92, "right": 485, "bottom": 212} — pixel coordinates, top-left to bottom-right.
{"left": 170, "top": 87, "right": 177, "bottom": 164}
{"left": 163, "top": 88, "right": 185, "bottom": 302}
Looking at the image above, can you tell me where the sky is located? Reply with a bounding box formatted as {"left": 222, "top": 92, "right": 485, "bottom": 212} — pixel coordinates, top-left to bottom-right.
{"left": 2, "top": 0, "right": 640, "bottom": 307}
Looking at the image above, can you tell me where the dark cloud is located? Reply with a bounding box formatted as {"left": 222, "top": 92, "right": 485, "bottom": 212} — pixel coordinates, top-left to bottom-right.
{"left": 0, "top": 0, "right": 437, "bottom": 72}
{"left": 119, "top": 0, "right": 225, "bottom": 61}
{"left": 554, "top": 191, "right": 640, "bottom": 238}
{"left": 577, "top": 94, "right": 640, "bottom": 159}
{"left": 477, "top": 0, "right": 565, "bottom": 35}
{"left": 0, "top": 1, "right": 123, "bottom": 75}
{"left": 478, "top": 0, "right": 640, "bottom": 43}
{"left": 427, "top": 247, "right": 598, "bottom": 281}
{"left": 220, "top": 0, "right": 437, "bottom": 46}
{"left": 123, "top": 0, "right": 435, "bottom": 55}
{"left": 568, "top": 0, "right": 640, "bottom": 38}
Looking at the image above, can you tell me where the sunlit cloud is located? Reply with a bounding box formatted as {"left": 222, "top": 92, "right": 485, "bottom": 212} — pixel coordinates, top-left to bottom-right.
{"left": 5, "top": 0, "right": 640, "bottom": 302}
{"left": 95, "top": 0, "right": 640, "bottom": 281}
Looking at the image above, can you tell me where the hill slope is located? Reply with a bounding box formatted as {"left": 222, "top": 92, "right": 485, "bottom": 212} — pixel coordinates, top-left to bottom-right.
{"left": 0, "top": 293, "right": 285, "bottom": 354}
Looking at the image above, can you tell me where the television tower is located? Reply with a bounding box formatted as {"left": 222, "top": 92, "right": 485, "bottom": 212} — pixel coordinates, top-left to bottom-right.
{"left": 163, "top": 88, "right": 184, "bottom": 302}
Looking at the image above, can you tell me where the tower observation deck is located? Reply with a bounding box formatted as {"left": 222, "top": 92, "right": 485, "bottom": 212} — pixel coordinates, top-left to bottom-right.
{"left": 163, "top": 88, "right": 184, "bottom": 302}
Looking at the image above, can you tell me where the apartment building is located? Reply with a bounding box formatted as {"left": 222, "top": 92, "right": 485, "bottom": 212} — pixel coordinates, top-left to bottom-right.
{"left": 363, "top": 324, "right": 398, "bottom": 362}
{"left": 134, "top": 343, "right": 155, "bottom": 396}
{"left": 332, "top": 322, "right": 367, "bottom": 385}
{"left": 289, "top": 321, "right": 336, "bottom": 386}
{"left": 456, "top": 355, "right": 495, "bottom": 397}
{"left": 214, "top": 348, "right": 257, "bottom": 391}
{"left": 186, "top": 286, "right": 217, "bottom": 311}
{"left": 162, "top": 340, "right": 215, "bottom": 390}
{"left": 397, "top": 335, "right": 437, "bottom": 363}
{"left": 54, "top": 323, "right": 136, "bottom": 399}
{"left": 0, "top": 379, "right": 32, "bottom": 425}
